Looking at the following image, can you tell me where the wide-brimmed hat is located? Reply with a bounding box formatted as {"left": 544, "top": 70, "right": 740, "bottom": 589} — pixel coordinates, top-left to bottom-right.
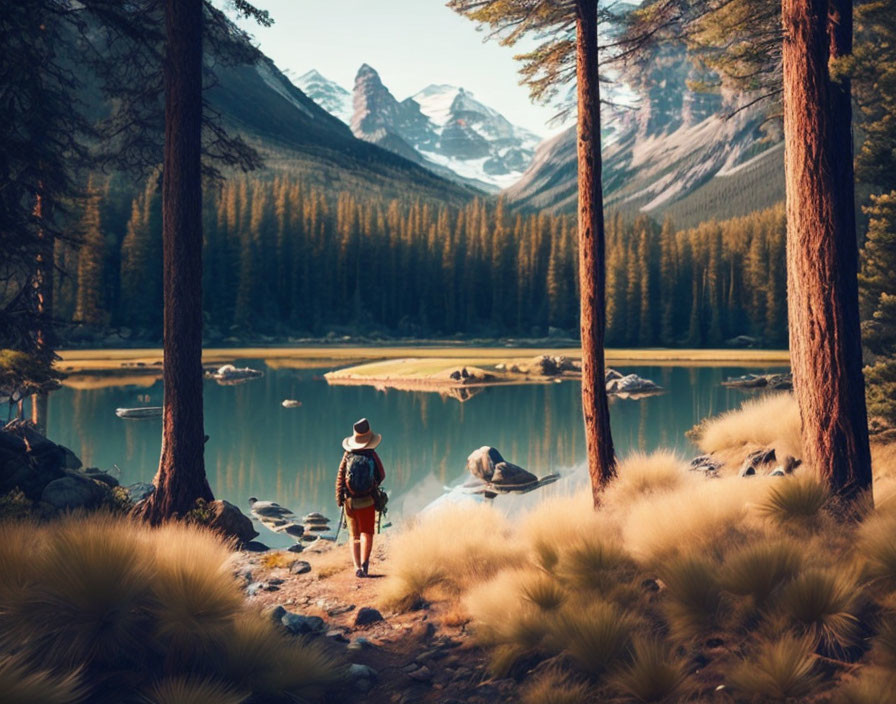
{"left": 342, "top": 417, "right": 382, "bottom": 451}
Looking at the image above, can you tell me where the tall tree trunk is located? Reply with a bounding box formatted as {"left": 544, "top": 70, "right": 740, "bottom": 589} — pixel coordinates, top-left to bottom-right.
{"left": 575, "top": 0, "right": 616, "bottom": 506}
{"left": 139, "top": 0, "right": 212, "bottom": 523}
{"left": 781, "top": 0, "right": 872, "bottom": 500}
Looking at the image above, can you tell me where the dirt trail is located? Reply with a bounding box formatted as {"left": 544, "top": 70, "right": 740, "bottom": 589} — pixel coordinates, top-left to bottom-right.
{"left": 237, "top": 538, "right": 521, "bottom": 704}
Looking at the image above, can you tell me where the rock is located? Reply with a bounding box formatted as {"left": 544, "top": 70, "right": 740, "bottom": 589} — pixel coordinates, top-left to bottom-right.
{"left": 689, "top": 455, "right": 722, "bottom": 473}
{"left": 408, "top": 665, "right": 433, "bottom": 682}
{"left": 490, "top": 461, "right": 537, "bottom": 488}
{"left": 209, "top": 364, "right": 263, "bottom": 384}
{"left": 83, "top": 469, "right": 118, "bottom": 487}
{"left": 60, "top": 446, "right": 82, "bottom": 470}
{"left": 607, "top": 373, "right": 663, "bottom": 395}
{"left": 281, "top": 399, "right": 302, "bottom": 408}
{"left": 41, "top": 475, "right": 106, "bottom": 511}
{"left": 466, "top": 446, "right": 503, "bottom": 482}
{"left": 449, "top": 370, "right": 461, "bottom": 381}
{"left": 532, "top": 355, "right": 560, "bottom": 376}
{"left": 250, "top": 498, "right": 295, "bottom": 519}
{"left": 723, "top": 372, "right": 793, "bottom": 390}
{"left": 302, "top": 512, "right": 328, "bottom": 523}
{"left": 327, "top": 604, "right": 355, "bottom": 616}
{"left": 354, "top": 607, "right": 384, "bottom": 626}
{"left": 283, "top": 524, "right": 305, "bottom": 538}
{"left": 326, "top": 629, "right": 350, "bottom": 643}
{"left": 266, "top": 605, "right": 286, "bottom": 622}
{"left": 287, "top": 543, "right": 305, "bottom": 553}
{"left": 125, "top": 482, "right": 155, "bottom": 502}
{"left": 305, "top": 523, "right": 330, "bottom": 532}
{"left": 769, "top": 467, "right": 786, "bottom": 477}
{"left": 348, "top": 663, "right": 378, "bottom": 681}
{"left": 494, "top": 363, "right": 506, "bottom": 372}
{"left": 783, "top": 456, "right": 802, "bottom": 473}
{"left": 509, "top": 364, "right": 521, "bottom": 373}
{"left": 348, "top": 637, "right": 374, "bottom": 652}
{"left": 740, "top": 448, "right": 776, "bottom": 476}
{"left": 289, "top": 560, "right": 311, "bottom": 575}
{"left": 281, "top": 611, "right": 326, "bottom": 636}
{"left": 244, "top": 541, "right": 270, "bottom": 552}
{"left": 246, "top": 582, "right": 265, "bottom": 597}
{"left": 205, "top": 500, "right": 258, "bottom": 544}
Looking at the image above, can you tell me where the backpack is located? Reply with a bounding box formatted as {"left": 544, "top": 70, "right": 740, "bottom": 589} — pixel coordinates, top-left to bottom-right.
{"left": 345, "top": 452, "right": 376, "bottom": 496}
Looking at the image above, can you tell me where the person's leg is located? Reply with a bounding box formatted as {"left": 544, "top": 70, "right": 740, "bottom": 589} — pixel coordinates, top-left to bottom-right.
{"left": 360, "top": 532, "right": 373, "bottom": 574}
{"left": 351, "top": 538, "right": 362, "bottom": 571}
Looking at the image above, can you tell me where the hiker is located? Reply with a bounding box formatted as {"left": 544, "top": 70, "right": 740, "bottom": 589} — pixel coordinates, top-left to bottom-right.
{"left": 336, "top": 418, "right": 386, "bottom": 577}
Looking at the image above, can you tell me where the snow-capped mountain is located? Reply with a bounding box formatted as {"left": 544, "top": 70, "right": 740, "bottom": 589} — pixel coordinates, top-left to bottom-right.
{"left": 296, "top": 65, "right": 543, "bottom": 193}
{"left": 505, "top": 44, "right": 785, "bottom": 226}
{"left": 290, "top": 69, "right": 353, "bottom": 125}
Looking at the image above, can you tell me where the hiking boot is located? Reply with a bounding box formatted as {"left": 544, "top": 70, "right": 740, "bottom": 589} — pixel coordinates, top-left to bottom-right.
{"left": 362, "top": 561, "right": 369, "bottom": 576}
{"left": 355, "top": 568, "right": 364, "bottom": 578}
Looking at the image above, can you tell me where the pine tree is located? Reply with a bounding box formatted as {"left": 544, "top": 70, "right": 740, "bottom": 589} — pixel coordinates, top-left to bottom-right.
{"left": 74, "top": 179, "right": 106, "bottom": 326}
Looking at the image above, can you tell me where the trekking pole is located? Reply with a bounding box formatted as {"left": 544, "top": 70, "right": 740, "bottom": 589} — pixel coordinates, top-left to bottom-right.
{"left": 334, "top": 504, "right": 345, "bottom": 543}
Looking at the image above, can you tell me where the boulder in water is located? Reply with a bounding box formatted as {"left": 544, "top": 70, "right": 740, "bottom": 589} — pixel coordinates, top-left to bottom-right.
{"left": 607, "top": 374, "right": 663, "bottom": 395}
{"left": 465, "top": 446, "right": 537, "bottom": 487}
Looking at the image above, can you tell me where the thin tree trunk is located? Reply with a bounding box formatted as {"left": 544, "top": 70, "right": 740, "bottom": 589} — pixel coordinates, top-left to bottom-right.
{"left": 575, "top": 0, "right": 616, "bottom": 506}
{"left": 139, "top": 0, "right": 212, "bottom": 523}
{"left": 30, "top": 189, "right": 52, "bottom": 436}
{"left": 781, "top": 0, "right": 871, "bottom": 500}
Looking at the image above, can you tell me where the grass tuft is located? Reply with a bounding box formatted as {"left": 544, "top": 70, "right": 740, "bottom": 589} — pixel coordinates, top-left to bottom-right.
{"left": 720, "top": 538, "right": 803, "bottom": 605}
{"left": 659, "top": 553, "right": 725, "bottom": 640}
{"left": 547, "top": 601, "right": 635, "bottom": 677}
{"left": 557, "top": 535, "right": 634, "bottom": 594}
{"left": 521, "top": 668, "right": 591, "bottom": 704}
{"left": 729, "top": 634, "right": 822, "bottom": 700}
{"left": 145, "top": 676, "right": 248, "bottom": 704}
{"left": 837, "top": 667, "right": 896, "bottom": 704}
{"left": 605, "top": 451, "right": 688, "bottom": 506}
{"left": 759, "top": 474, "right": 831, "bottom": 525}
{"left": 0, "top": 653, "right": 84, "bottom": 704}
{"left": 858, "top": 512, "right": 896, "bottom": 589}
{"left": 218, "top": 612, "right": 343, "bottom": 697}
{"left": 776, "top": 567, "right": 863, "bottom": 652}
{"left": 693, "top": 392, "right": 802, "bottom": 458}
{"left": 519, "top": 571, "right": 567, "bottom": 611}
{"left": 609, "top": 638, "right": 691, "bottom": 703}
{"left": 379, "top": 504, "right": 523, "bottom": 610}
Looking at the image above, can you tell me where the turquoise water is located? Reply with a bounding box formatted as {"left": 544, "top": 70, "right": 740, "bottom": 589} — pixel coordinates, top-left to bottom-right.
{"left": 41, "top": 360, "right": 786, "bottom": 541}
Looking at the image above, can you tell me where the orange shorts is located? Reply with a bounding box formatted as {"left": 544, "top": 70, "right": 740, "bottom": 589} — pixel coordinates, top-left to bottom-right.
{"left": 345, "top": 500, "right": 376, "bottom": 537}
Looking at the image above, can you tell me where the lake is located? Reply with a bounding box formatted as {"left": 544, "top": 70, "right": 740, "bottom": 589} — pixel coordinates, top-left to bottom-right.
{"left": 41, "top": 357, "right": 787, "bottom": 544}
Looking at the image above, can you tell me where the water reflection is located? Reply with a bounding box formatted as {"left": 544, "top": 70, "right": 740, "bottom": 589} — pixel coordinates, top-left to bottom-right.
{"left": 41, "top": 361, "right": 787, "bottom": 542}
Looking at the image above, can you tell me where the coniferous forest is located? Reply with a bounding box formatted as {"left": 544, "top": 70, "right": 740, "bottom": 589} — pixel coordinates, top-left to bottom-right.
{"left": 61, "top": 175, "right": 789, "bottom": 347}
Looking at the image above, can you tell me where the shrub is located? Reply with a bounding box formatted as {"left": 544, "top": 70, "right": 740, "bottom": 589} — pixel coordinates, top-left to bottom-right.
{"left": 464, "top": 569, "right": 549, "bottom": 656}
{"left": 721, "top": 538, "right": 803, "bottom": 606}
{"left": 556, "top": 535, "right": 635, "bottom": 595}
{"left": 758, "top": 475, "right": 831, "bottom": 526}
{"left": 520, "top": 571, "right": 567, "bottom": 612}
{"left": 776, "top": 567, "right": 863, "bottom": 652}
{"left": 519, "top": 492, "right": 603, "bottom": 571}
{"left": 729, "top": 634, "right": 822, "bottom": 700}
{"left": 609, "top": 638, "right": 691, "bottom": 703}
{"left": 547, "top": 601, "right": 635, "bottom": 677}
{"left": 0, "top": 652, "right": 84, "bottom": 704}
{"left": 145, "top": 676, "right": 247, "bottom": 704}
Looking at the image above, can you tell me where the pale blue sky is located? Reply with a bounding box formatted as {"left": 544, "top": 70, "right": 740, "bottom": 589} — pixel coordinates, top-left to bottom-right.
{"left": 226, "top": 0, "right": 565, "bottom": 137}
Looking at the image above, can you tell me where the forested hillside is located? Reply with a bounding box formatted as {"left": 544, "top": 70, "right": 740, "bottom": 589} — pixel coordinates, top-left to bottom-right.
{"left": 60, "top": 175, "right": 788, "bottom": 347}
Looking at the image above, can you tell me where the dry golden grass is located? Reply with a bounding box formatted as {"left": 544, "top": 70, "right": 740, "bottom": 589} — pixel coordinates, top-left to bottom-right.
{"left": 518, "top": 491, "right": 600, "bottom": 571}
{"left": 0, "top": 514, "right": 341, "bottom": 701}
{"left": 609, "top": 638, "right": 692, "bottom": 703}
{"left": 858, "top": 511, "right": 896, "bottom": 590}
{"left": 694, "top": 392, "right": 802, "bottom": 458}
{"left": 379, "top": 504, "right": 523, "bottom": 609}
{"left": 720, "top": 538, "right": 803, "bottom": 605}
{"left": 659, "top": 552, "right": 726, "bottom": 641}
{"left": 0, "top": 653, "right": 84, "bottom": 704}
{"left": 521, "top": 669, "right": 592, "bottom": 704}
{"left": 603, "top": 451, "right": 689, "bottom": 507}
{"left": 620, "top": 476, "right": 766, "bottom": 561}
{"left": 146, "top": 676, "right": 248, "bottom": 704}
{"left": 259, "top": 551, "right": 299, "bottom": 570}
{"left": 758, "top": 474, "right": 832, "bottom": 527}
{"left": 547, "top": 600, "right": 636, "bottom": 677}
{"left": 776, "top": 566, "right": 864, "bottom": 652}
{"left": 838, "top": 667, "right": 896, "bottom": 704}
{"left": 729, "top": 634, "right": 822, "bottom": 701}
